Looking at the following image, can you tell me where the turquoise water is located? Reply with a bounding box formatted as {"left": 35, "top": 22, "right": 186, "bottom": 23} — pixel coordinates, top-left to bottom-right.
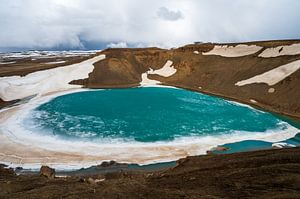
{"left": 212, "top": 132, "right": 300, "bottom": 155}
{"left": 24, "top": 87, "right": 296, "bottom": 143}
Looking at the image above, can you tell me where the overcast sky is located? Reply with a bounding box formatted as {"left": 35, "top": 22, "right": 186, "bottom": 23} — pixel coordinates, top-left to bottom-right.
{"left": 0, "top": 0, "right": 300, "bottom": 51}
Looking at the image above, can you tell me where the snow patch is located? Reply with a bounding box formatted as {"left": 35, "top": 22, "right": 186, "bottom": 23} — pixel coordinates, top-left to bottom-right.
{"left": 140, "top": 60, "right": 177, "bottom": 86}
{"left": 44, "top": 60, "right": 66, "bottom": 65}
{"left": 235, "top": 60, "right": 300, "bottom": 86}
{"left": 202, "top": 44, "right": 262, "bottom": 57}
{"left": 148, "top": 60, "right": 177, "bottom": 77}
{"left": 140, "top": 73, "right": 161, "bottom": 86}
{"left": 0, "top": 55, "right": 106, "bottom": 101}
{"left": 259, "top": 43, "right": 300, "bottom": 57}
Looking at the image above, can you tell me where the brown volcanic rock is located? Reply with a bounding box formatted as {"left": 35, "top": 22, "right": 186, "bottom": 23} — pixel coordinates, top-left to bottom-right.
{"left": 40, "top": 166, "right": 55, "bottom": 179}
{"left": 0, "top": 99, "right": 19, "bottom": 109}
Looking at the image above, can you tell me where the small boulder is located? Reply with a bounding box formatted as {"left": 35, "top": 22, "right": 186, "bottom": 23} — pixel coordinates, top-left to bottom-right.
{"left": 79, "top": 177, "right": 85, "bottom": 183}
{"left": 250, "top": 99, "right": 257, "bottom": 103}
{"left": 87, "top": 177, "right": 96, "bottom": 185}
{"left": 15, "top": 167, "right": 23, "bottom": 171}
{"left": 40, "top": 166, "right": 55, "bottom": 179}
{"left": 268, "top": 88, "right": 275, "bottom": 93}
{"left": 207, "top": 146, "right": 229, "bottom": 154}
{"left": 100, "top": 160, "right": 117, "bottom": 167}
{"left": 215, "top": 146, "right": 229, "bottom": 151}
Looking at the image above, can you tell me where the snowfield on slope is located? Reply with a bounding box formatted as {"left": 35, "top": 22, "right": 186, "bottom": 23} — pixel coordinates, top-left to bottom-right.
{"left": 235, "top": 60, "right": 300, "bottom": 86}
{"left": 259, "top": 43, "right": 300, "bottom": 57}
{"left": 140, "top": 60, "right": 177, "bottom": 86}
{"left": 202, "top": 44, "right": 262, "bottom": 57}
{"left": 0, "top": 54, "right": 105, "bottom": 101}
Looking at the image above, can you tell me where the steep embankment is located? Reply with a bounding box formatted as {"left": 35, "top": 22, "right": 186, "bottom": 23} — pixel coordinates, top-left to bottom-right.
{"left": 1, "top": 40, "right": 300, "bottom": 120}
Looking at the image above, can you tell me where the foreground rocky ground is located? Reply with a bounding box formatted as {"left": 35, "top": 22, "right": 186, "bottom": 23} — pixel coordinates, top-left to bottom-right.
{"left": 1, "top": 147, "right": 299, "bottom": 199}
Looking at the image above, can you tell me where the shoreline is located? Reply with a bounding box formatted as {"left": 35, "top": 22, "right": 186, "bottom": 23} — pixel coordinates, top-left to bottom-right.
{"left": 1, "top": 40, "right": 300, "bottom": 171}
{"left": 0, "top": 86, "right": 299, "bottom": 170}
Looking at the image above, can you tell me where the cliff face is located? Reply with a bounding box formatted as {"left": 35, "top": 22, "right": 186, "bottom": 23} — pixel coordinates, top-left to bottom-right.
{"left": 1, "top": 40, "right": 300, "bottom": 119}
{"left": 73, "top": 40, "right": 300, "bottom": 119}
{"left": 71, "top": 47, "right": 171, "bottom": 88}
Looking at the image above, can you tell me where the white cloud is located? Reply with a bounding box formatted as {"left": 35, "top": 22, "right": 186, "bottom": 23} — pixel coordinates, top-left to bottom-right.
{"left": 0, "top": 0, "right": 299, "bottom": 51}
{"left": 107, "top": 42, "right": 128, "bottom": 48}
{"left": 157, "top": 7, "right": 183, "bottom": 21}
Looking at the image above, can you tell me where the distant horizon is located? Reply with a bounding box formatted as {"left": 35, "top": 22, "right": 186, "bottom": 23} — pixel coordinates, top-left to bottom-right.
{"left": 1, "top": 38, "right": 300, "bottom": 53}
